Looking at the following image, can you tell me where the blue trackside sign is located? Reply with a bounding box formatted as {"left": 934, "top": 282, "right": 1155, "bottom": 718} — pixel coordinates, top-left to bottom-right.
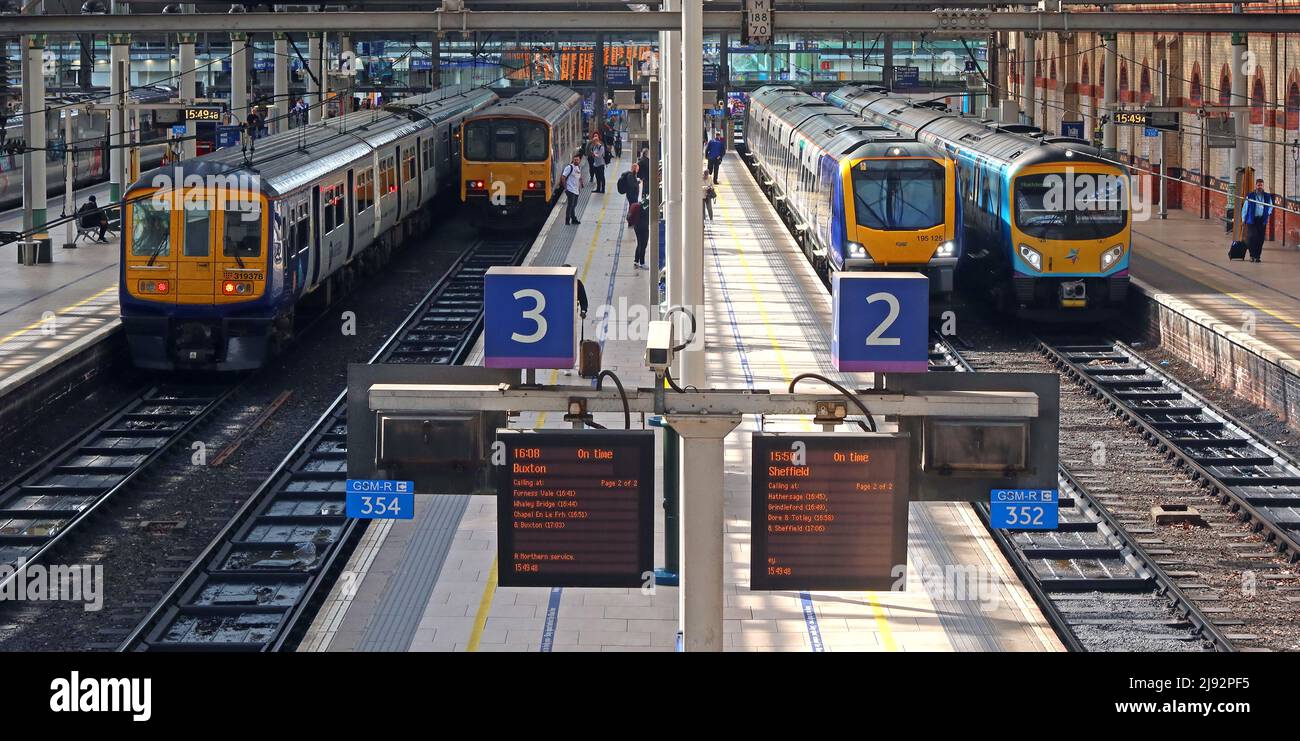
{"left": 832, "top": 272, "right": 929, "bottom": 373}
{"left": 990, "top": 489, "right": 1059, "bottom": 530}
{"left": 483, "top": 266, "right": 578, "bottom": 370}
{"left": 346, "top": 479, "right": 415, "bottom": 520}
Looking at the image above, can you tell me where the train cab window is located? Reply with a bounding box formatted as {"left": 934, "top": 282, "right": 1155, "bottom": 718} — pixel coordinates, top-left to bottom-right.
{"left": 183, "top": 208, "right": 210, "bottom": 257}
{"left": 522, "top": 124, "right": 547, "bottom": 161}
{"left": 464, "top": 122, "right": 490, "bottom": 160}
{"left": 223, "top": 202, "right": 262, "bottom": 258}
{"left": 491, "top": 122, "right": 520, "bottom": 160}
{"left": 129, "top": 198, "right": 170, "bottom": 257}
{"left": 852, "top": 159, "right": 945, "bottom": 231}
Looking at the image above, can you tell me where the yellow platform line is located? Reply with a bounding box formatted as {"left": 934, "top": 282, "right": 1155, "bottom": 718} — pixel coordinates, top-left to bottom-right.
{"left": 467, "top": 189, "right": 614, "bottom": 651}
{"left": 466, "top": 556, "right": 498, "bottom": 652}
{"left": 716, "top": 170, "right": 897, "bottom": 652}
{"left": 0, "top": 285, "right": 117, "bottom": 348}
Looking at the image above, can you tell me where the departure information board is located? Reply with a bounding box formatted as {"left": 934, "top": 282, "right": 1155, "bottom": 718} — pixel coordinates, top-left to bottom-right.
{"left": 496, "top": 430, "right": 654, "bottom": 588}
{"left": 750, "top": 433, "right": 909, "bottom": 591}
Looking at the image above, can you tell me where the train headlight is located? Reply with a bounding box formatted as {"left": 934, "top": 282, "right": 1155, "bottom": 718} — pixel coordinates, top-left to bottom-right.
{"left": 138, "top": 279, "right": 169, "bottom": 294}
{"left": 222, "top": 281, "right": 253, "bottom": 296}
{"left": 1101, "top": 244, "right": 1125, "bottom": 270}
{"left": 935, "top": 240, "right": 957, "bottom": 258}
{"left": 847, "top": 241, "right": 868, "bottom": 259}
{"left": 1018, "top": 243, "right": 1043, "bottom": 271}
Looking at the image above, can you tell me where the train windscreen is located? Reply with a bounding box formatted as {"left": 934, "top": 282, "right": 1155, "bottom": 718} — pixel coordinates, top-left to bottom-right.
{"left": 1014, "top": 172, "right": 1128, "bottom": 240}
{"left": 852, "top": 159, "right": 945, "bottom": 231}
{"left": 129, "top": 198, "right": 171, "bottom": 257}
{"left": 464, "top": 119, "right": 548, "bottom": 162}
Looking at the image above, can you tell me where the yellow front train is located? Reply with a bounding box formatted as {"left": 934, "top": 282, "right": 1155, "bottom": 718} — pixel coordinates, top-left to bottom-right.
{"left": 460, "top": 84, "right": 584, "bottom": 227}
{"left": 745, "top": 85, "right": 961, "bottom": 295}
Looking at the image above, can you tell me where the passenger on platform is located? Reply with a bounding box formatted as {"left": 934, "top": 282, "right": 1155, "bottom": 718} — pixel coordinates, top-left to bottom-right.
{"left": 563, "top": 153, "right": 585, "bottom": 226}
{"left": 618, "top": 163, "right": 641, "bottom": 205}
{"left": 601, "top": 122, "right": 616, "bottom": 164}
{"left": 245, "top": 108, "right": 261, "bottom": 140}
{"left": 79, "top": 196, "right": 109, "bottom": 243}
{"left": 590, "top": 138, "right": 607, "bottom": 194}
{"left": 705, "top": 132, "right": 726, "bottom": 184}
{"left": 637, "top": 148, "right": 651, "bottom": 194}
{"left": 609, "top": 118, "right": 622, "bottom": 158}
{"left": 563, "top": 264, "right": 589, "bottom": 319}
{"left": 703, "top": 170, "right": 715, "bottom": 221}
{"left": 1242, "top": 178, "right": 1274, "bottom": 263}
{"left": 629, "top": 196, "right": 650, "bottom": 270}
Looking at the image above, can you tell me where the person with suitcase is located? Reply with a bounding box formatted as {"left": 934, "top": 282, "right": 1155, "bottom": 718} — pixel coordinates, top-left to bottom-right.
{"left": 1241, "top": 178, "right": 1274, "bottom": 263}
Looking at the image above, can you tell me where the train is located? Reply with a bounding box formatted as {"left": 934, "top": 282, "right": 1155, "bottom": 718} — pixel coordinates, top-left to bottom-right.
{"left": 120, "top": 86, "right": 499, "bottom": 371}
{"left": 0, "top": 87, "right": 177, "bottom": 211}
{"left": 744, "top": 85, "right": 961, "bottom": 295}
{"left": 459, "top": 84, "right": 584, "bottom": 227}
{"left": 827, "top": 84, "right": 1131, "bottom": 317}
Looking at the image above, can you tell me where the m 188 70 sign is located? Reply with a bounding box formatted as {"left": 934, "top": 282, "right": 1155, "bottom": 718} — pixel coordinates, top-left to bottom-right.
{"left": 751, "top": 433, "right": 909, "bottom": 591}
{"left": 496, "top": 430, "right": 654, "bottom": 588}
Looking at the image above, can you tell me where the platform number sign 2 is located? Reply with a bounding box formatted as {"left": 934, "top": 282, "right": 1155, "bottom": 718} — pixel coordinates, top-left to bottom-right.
{"left": 484, "top": 266, "right": 579, "bottom": 370}
{"left": 832, "top": 272, "right": 929, "bottom": 372}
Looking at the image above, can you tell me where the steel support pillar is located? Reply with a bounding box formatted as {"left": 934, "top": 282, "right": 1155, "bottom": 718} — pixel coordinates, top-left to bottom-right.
{"left": 109, "top": 34, "right": 129, "bottom": 203}
{"left": 1020, "top": 32, "right": 1036, "bottom": 127}
{"left": 273, "top": 32, "right": 289, "bottom": 132}
{"left": 665, "top": 414, "right": 741, "bottom": 652}
{"left": 308, "top": 31, "right": 322, "bottom": 124}
{"left": 179, "top": 33, "right": 197, "bottom": 157}
{"left": 21, "top": 34, "right": 48, "bottom": 233}
{"left": 680, "top": 0, "right": 705, "bottom": 390}
{"left": 1102, "top": 32, "right": 1117, "bottom": 152}
{"left": 230, "top": 32, "right": 249, "bottom": 128}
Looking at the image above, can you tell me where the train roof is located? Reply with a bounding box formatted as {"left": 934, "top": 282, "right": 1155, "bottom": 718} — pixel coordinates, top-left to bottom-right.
{"left": 463, "top": 84, "right": 582, "bottom": 126}
{"left": 829, "top": 84, "right": 1114, "bottom": 170}
{"left": 127, "top": 86, "right": 498, "bottom": 198}
{"left": 749, "top": 85, "right": 945, "bottom": 160}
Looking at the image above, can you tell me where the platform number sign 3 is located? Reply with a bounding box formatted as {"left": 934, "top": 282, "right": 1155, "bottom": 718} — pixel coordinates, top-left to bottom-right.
{"left": 484, "top": 266, "right": 579, "bottom": 370}
{"left": 832, "top": 273, "right": 929, "bottom": 372}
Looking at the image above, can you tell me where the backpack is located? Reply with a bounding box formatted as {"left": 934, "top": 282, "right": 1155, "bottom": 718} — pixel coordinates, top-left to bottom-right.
{"left": 562, "top": 164, "right": 575, "bottom": 180}
{"left": 617, "top": 172, "right": 628, "bottom": 195}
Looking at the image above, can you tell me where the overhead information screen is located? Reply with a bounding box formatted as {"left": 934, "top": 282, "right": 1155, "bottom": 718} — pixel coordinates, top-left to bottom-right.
{"left": 751, "top": 433, "right": 910, "bottom": 591}
{"left": 496, "top": 430, "right": 654, "bottom": 588}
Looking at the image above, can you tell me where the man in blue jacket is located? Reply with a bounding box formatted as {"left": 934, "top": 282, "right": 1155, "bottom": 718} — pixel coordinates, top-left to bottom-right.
{"left": 1242, "top": 178, "right": 1274, "bottom": 263}
{"left": 705, "top": 132, "right": 726, "bottom": 184}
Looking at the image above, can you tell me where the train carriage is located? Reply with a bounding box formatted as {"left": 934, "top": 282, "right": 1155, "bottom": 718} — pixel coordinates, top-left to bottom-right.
{"left": 828, "top": 84, "right": 1132, "bottom": 317}
{"left": 745, "top": 86, "right": 961, "bottom": 295}
{"left": 120, "top": 86, "right": 498, "bottom": 371}
{"left": 459, "top": 84, "right": 584, "bottom": 227}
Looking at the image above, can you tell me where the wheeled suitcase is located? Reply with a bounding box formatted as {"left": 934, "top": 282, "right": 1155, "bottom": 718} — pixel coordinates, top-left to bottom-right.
{"left": 1228, "top": 241, "right": 1248, "bottom": 260}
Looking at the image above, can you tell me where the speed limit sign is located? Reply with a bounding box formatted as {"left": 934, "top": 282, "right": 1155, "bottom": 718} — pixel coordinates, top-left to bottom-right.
{"left": 744, "top": 0, "right": 772, "bottom": 46}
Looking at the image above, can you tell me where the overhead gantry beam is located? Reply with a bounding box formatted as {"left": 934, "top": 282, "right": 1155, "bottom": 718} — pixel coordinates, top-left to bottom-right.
{"left": 6, "top": 10, "right": 1300, "bottom": 35}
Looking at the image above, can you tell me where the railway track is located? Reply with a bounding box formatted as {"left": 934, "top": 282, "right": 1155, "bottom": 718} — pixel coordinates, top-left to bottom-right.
{"left": 929, "top": 332, "right": 1233, "bottom": 652}
{"left": 0, "top": 384, "right": 234, "bottom": 593}
{"left": 1041, "top": 338, "right": 1300, "bottom": 563}
{"left": 118, "top": 238, "right": 528, "bottom": 651}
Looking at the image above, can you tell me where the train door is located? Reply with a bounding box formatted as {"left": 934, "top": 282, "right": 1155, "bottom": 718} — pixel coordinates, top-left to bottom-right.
{"left": 394, "top": 144, "right": 403, "bottom": 216}
{"left": 311, "top": 184, "right": 322, "bottom": 285}
{"left": 176, "top": 198, "right": 216, "bottom": 305}
{"left": 414, "top": 138, "right": 423, "bottom": 204}
{"left": 213, "top": 193, "right": 265, "bottom": 303}
{"left": 346, "top": 168, "right": 355, "bottom": 259}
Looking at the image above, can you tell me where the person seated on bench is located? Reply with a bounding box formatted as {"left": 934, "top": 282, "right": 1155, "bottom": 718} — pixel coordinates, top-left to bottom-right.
{"left": 78, "top": 196, "right": 110, "bottom": 242}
